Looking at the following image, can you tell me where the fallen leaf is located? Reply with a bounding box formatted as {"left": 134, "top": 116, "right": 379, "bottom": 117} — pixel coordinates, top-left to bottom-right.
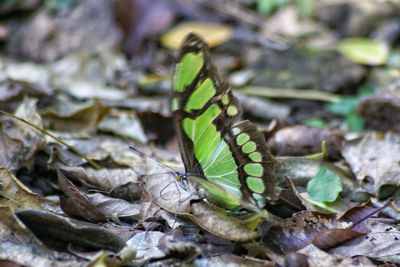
{"left": 58, "top": 166, "right": 140, "bottom": 194}
{"left": 307, "top": 167, "right": 343, "bottom": 203}
{"left": 16, "top": 209, "right": 127, "bottom": 252}
{"left": 123, "top": 231, "right": 166, "bottom": 260}
{"left": 161, "top": 22, "right": 232, "bottom": 50}
{"left": 342, "top": 132, "right": 400, "bottom": 198}
{"left": 57, "top": 169, "right": 108, "bottom": 223}
{"left": 263, "top": 204, "right": 384, "bottom": 253}
{"left": 263, "top": 211, "right": 339, "bottom": 253}
{"left": 0, "top": 168, "right": 56, "bottom": 211}
{"left": 329, "top": 220, "right": 400, "bottom": 264}
{"left": 3, "top": 97, "right": 46, "bottom": 169}
{"left": 109, "top": 181, "right": 144, "bottom": 202}
{"left": 40, "top": 97, "right": 109, "bottom": 135}
{"left": 98, "top": 109, "right": 147, "bottom": 143}
{"left": 338, "top": 38, "right": 388, "bottom": 66}
{"left": 190, "top": 202, "right": 260, "bottom": 242}
{"left": 0, "top": 206, "right": 83, "bottom": 266}
{"left": 87, "top": 193, "right": 151, "bottom": 222}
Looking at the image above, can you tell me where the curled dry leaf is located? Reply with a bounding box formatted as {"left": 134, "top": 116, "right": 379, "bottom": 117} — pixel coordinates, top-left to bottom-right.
{"left": 0, "top": 206, "right": 82, "bottom": 267}
{"left": 57, "top": 169, "right": 108, "bottom": 223}
{"left": 16, "top": 209, "right": 127, "bottom": 252}
{"left": 0, "top": 168, "right": 57, "bottom": 211}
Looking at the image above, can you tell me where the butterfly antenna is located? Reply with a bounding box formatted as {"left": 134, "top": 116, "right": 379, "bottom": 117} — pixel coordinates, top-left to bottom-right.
{"left": 129, "top": 146, "right": 178, "bottom": 173}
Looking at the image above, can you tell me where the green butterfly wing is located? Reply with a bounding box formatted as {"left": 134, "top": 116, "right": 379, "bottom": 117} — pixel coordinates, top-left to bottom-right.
{"left": 172, "top": 33, "right": 281, "bottom": 206}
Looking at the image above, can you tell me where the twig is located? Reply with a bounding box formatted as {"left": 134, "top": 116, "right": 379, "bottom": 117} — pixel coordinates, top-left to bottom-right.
{"left": 0, "top": 110, "right": 101, "bottom": 170}
{"left": 239, "top": 86, "right": 341, "bottom": 103}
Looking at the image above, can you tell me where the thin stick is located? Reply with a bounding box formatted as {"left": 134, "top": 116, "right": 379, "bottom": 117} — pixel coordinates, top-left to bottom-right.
{"left": 239, "top": 86, "right": 341, "bottom": 103}
{"left": 0, "top": 110, "right": 101, "bottom": 170}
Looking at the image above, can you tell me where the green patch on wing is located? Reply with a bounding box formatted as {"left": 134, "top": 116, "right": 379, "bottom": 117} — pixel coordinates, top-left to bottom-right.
{"left": 173, "top": 52, "right": 204, "bottom": 92}
{"left": 182, "top": 104, "right": 241, "bottom": 193}
{"left": 185, "top": 78, "right": 216, "bottom": 112}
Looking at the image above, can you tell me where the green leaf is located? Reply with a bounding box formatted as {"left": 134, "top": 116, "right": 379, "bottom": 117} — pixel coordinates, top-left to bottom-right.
{"left": 325, "top": 83, "right": 373, "bottom": 131}
{"left": 346, "top": 111, "right": 365, "bottom": 132}
{"left": 307, "top": 167, "right": 343, "bottom": 203}
{"left": 257, "top": 0, "right": 276, "bottom": 15}
{"left": 297, "top": 0, "right": 314, "bottom": 19}
{"left": 337, "top": 38, "right": 389, "bottom": 66}
{"left": 257, "top": 0, "right": 290, "bottom": 15}
{"left": 303, "top": 117, "right": 326, "bottom": 128}
{"left": 326, "top": 97, "right": 359, "bottom": 116}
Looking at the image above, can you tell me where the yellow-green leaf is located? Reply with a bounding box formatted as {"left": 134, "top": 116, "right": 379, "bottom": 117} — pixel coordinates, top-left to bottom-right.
{"left": 337, "top": 38, "right": 388, "bottom": 66}
{"left": 161, "top": 22, "right": 232, "bottom": 50}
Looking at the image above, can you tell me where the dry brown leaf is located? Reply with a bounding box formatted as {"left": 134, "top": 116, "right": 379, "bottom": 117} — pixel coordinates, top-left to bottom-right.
{"left": 17, "top": 209, "right": 127, "bottom": 252}
{"left": 0, "top": 206, "right": 82, "bottom": 267}
{"left": 57, "top": 169, "right": 108, "bottom": 223}
{"left": 0, "top": 168, "right": 57, "bottom": 211}
{"left": 342, "top": 132, "right": 400, "bottom": 198}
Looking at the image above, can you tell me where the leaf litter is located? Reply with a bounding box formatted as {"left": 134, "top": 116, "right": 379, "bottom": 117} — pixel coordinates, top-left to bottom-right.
{"left": 0, "top": 0, "right": 399, "bottom": 266}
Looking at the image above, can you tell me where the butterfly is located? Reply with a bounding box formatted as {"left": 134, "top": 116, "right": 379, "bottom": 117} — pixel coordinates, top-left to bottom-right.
{"left": 171, "top": 33, "right": 282, "bottom": 212}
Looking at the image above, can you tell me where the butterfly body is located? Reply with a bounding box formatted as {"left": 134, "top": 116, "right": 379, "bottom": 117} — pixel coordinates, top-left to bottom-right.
{"left": 172, "top": 33, "right": 282, "bottom": 212}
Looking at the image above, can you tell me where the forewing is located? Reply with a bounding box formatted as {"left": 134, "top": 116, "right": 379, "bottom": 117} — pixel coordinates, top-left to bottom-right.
{"left": 172, "top": 34, "right": 243, "bottom": 194}
{"left": 172, "top": 34, "right": 282, "bottom": 205}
